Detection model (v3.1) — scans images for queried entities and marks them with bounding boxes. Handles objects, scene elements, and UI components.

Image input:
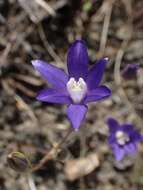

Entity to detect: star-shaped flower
[32,40,111,130]
[107,118,143,161]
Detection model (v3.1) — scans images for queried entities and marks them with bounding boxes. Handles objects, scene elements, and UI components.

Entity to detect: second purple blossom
[107,118,143,161]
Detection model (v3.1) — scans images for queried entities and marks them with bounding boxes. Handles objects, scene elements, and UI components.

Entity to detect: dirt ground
[0,0,143,189]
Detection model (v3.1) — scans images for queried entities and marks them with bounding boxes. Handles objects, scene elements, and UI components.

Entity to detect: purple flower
[122,64,139,80]
[32,40,111,130]
[107,118,143,161]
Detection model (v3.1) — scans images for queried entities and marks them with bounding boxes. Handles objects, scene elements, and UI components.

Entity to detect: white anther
[115,131,129,145]
[67,77,87,103]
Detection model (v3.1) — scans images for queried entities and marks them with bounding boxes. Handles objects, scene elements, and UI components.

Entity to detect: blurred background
[0,0,143,189]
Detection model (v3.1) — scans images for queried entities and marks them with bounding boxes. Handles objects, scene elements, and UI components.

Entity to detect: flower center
[115,131,130,145]
[67,77,87,103]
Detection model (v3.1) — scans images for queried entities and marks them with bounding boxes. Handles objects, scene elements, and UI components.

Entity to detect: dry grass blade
[18,0,49,23]
[38,24,63,67]
[15,95,38,125]
[13,74,43,86]
[27,175,37,190]
[7,78,37,97]
[34,0,56,16]
[99,0,115,57]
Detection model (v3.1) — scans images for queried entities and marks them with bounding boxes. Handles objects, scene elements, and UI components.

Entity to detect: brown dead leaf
[64,153,100,181]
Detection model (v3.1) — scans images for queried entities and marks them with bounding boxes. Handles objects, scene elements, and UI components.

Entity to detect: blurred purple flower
[32,40,111,130]
[122,64,139,80]
[107,118,143,161]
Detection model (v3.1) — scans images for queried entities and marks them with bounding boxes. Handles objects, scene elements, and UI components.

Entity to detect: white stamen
[104,57,109,61]
[67,77,87,103]
[115,131,129,145]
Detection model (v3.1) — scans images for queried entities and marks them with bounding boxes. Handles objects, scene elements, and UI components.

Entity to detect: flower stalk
[32,127,73,172]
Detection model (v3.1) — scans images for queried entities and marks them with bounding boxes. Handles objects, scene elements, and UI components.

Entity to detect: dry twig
[32,128,73,172]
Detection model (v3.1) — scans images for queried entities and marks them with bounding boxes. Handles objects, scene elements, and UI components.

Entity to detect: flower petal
[84,85,111,103]
[32,60,68,89]
[122,124,143,142]
[108,134,116,145]
[67,104,87,131]
[122,124,134,133]
[124,143,137,155]
[67,40,88,80]
[130,130,143,142]
[112,144,125,161]
[86,58,108,90]
[107,118,120,133]
[37,88,71,104]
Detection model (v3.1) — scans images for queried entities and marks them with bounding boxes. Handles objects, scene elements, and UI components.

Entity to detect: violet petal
[124,143,137,155]
[84,85,111,103]
[108,134,116,145]
[37,88,71,104]
[122,124,134,133]
[32,60,68,89]
[107,118,120,133]
[122,124,143,142]
[86,58,108,90]
[112,144,125,161]
[130,131,143,142]
[67,104,87,130]
[67,40,88,80]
